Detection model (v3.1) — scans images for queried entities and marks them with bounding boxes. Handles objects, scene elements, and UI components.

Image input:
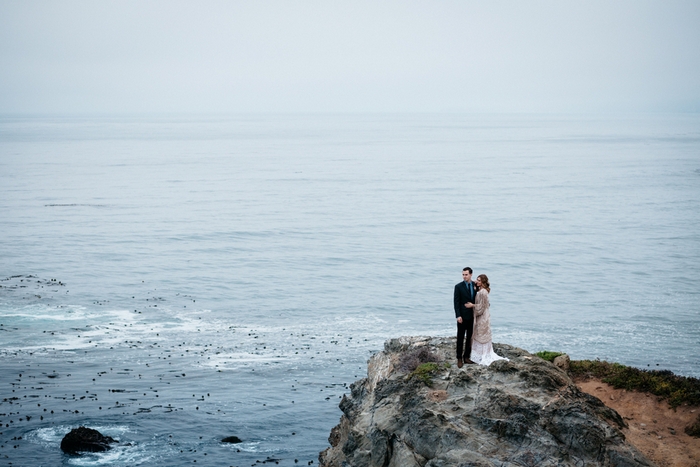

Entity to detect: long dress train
[471,288,508,366]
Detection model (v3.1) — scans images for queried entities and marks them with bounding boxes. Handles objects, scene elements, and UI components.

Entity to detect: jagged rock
[553,353,570,372]
[60,426,117,454]
[319,336,655,467]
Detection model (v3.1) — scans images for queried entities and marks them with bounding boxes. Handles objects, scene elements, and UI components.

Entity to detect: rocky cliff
[319,336,655,467]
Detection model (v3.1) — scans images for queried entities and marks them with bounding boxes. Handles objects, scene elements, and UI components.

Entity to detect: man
[454,267,476,368]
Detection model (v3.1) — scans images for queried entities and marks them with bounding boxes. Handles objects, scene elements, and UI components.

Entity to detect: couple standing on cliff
[453,267,508,368]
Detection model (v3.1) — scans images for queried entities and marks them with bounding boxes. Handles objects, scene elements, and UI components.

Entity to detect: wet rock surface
[319,336,656,467]
[60,426,118,454]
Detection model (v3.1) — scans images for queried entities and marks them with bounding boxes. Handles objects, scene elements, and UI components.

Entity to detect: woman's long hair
[477,274,490,293]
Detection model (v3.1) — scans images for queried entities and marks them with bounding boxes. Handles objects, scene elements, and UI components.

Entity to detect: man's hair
[462,267,472,274]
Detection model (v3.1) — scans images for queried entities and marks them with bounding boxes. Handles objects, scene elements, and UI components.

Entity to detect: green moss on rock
[535,350,564,362]
[410,362,440,386]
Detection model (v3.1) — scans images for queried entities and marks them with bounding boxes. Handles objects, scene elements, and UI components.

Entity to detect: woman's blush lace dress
[471,288,509,366]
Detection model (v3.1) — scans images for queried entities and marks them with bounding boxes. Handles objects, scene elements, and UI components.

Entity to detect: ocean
[1,113,699,466]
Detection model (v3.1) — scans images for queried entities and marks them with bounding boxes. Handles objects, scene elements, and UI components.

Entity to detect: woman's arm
[473,290,489,316]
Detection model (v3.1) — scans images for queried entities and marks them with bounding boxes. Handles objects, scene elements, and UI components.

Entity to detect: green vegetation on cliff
[568,359,700,409]
[535,351,564,362]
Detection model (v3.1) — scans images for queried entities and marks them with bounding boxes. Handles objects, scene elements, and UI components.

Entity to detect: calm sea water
[1,113,699,466]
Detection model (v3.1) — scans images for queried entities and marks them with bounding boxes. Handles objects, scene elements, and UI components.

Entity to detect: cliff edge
[319,336,655,467]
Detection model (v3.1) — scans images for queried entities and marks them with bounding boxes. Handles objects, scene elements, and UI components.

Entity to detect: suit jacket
[454,281,477,319]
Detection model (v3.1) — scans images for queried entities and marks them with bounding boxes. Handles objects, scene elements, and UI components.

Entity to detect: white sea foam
[66,445,161,467]
[0,304,91,321]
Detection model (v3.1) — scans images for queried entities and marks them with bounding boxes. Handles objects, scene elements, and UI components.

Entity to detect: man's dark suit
[454,280,477,360]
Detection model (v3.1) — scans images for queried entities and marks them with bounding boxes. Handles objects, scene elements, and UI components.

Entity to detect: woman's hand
[465,303,474,308]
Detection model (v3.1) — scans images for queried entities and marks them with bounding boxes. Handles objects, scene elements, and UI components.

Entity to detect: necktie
[468,282,473,298]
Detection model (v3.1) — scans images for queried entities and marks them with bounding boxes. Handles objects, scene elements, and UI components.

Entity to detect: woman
[466,274,508,366]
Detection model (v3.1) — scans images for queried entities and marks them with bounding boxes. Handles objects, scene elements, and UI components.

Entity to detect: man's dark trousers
[454,280,476,360]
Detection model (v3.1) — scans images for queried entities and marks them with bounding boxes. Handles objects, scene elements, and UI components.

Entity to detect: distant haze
[1,0,699,114]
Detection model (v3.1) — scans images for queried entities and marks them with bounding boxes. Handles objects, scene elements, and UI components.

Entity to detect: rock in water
[222,436,242,443]
[60,426,117,454]
[319,336,655,467]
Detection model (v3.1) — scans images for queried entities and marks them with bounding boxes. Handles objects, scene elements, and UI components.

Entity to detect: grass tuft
[535,351,564,362]
[569,359,700,409]
[410,362,441,386]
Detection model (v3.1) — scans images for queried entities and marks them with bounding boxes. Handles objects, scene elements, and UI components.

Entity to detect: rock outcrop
[320,336,655,467]
[60,426,117,454]
[553,354,571,372]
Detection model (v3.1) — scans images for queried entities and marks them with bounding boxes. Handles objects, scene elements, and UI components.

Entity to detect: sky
[1,0,699,114]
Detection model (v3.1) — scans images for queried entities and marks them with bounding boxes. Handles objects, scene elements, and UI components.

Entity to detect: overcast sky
[1,0,699,114]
